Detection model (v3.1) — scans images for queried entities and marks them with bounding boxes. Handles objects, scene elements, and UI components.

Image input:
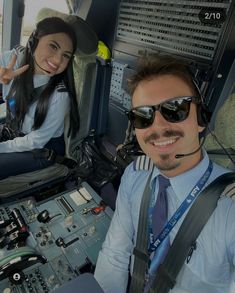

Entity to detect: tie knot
[158,175,170,191]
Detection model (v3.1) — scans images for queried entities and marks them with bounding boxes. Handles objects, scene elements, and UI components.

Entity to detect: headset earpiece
[191,78,211,127]
[27,30,39,54]
[196,102,211,127]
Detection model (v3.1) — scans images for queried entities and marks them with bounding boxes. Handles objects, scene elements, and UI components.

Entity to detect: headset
[27,30,52,74]
[27,30,39,55]
[191,78,211,128]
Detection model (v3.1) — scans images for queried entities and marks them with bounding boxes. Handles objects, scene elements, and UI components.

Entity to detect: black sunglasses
[127,96,200,129]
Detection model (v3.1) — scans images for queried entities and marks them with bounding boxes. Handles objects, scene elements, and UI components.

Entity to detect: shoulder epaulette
[56,82,67,92]
[222,181,235,200]
[133,155,155,171]
[14,45,25,54]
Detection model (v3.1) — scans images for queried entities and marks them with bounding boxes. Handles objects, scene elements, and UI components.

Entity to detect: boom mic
[32,55,51,74]
[175,133,207,159]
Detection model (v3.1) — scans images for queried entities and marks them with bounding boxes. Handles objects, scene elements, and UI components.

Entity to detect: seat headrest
[205,93,235,150]
[213,93,235,148]
[36,8,98,55]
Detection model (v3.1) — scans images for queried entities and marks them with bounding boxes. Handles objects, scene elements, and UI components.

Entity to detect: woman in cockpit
[0,16,79,180]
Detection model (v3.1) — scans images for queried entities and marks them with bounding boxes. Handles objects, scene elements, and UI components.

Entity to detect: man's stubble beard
[154,153,181,171]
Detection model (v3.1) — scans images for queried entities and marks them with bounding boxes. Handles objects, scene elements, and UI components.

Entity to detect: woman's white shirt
[0,48,70,153]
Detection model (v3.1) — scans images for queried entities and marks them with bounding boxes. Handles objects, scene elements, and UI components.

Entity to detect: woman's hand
[0,53,29,84]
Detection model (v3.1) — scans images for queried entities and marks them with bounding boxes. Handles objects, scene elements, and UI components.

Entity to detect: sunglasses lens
[128,97,193,129]
[161,98,191,122]
[129,107,155,129]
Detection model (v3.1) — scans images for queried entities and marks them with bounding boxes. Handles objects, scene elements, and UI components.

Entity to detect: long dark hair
[9,17,80,137]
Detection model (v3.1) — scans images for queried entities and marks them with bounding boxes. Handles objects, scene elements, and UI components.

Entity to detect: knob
[37,210,50,223]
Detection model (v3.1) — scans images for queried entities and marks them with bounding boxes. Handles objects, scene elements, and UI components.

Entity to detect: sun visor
[36,7,98,55]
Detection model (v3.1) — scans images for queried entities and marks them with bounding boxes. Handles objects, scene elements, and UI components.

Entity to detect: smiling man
[132,73,204,177]
[94,54,235,293]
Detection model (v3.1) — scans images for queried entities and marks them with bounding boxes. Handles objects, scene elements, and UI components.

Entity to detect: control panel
[0,182,112,292]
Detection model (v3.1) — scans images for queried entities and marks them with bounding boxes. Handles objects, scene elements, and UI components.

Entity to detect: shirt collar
[33,74,50,88]
[168,149,210,201]
[134,149,210,201]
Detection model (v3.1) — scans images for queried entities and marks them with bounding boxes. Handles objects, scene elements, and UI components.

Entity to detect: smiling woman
[33,32,73,75]
[0,16,80,179]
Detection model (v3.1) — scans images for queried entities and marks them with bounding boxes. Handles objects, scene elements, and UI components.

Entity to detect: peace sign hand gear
[0,53,29,84]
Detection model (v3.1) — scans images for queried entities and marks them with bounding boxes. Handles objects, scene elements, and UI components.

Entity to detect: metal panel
[106,61,131,144]
[109,61,131,111]
[115,0,232,61]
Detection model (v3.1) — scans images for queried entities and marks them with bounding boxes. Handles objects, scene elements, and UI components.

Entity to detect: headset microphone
[33,55,51,74]
[175,129,208,159]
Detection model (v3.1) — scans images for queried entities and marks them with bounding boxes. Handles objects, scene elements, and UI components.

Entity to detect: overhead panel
[116,0,232,61]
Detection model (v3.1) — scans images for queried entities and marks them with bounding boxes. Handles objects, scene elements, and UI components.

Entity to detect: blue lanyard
[148,160,213,253]
[8,97,16,117]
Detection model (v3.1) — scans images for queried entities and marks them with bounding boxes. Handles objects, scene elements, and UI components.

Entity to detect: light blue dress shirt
[0,48,70,153]
[94,151,235,293]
